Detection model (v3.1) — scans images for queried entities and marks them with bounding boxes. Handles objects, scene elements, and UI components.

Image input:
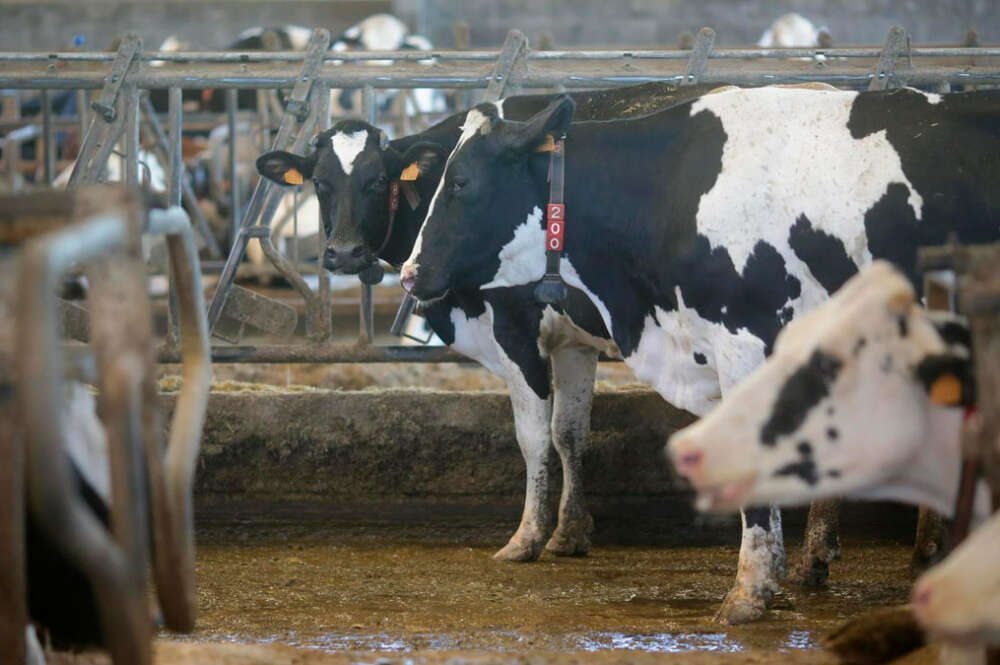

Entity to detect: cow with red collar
[398,86,1000,622]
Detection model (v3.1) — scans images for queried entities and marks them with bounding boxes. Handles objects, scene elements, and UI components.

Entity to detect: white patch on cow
[626,289,767,417]
[284,25,312,50]
[331,129,369,175]
[496,98,506,120]
[758,13,819,48]
[353,14,408,50]
[560,257,615,338]
[63,382,111,504]
[458,108,494,147]
[481,206,546,289]
[690,87,924,276]
[236,26,264,40]
[919,90,943,105]
[447,304,503,375]
[402,34,433,51]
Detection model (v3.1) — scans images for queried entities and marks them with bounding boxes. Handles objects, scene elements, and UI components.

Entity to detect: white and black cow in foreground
[399,86,1000,622]
[256,82,723,565]
[666,262,999,650]
[667,261,986,517]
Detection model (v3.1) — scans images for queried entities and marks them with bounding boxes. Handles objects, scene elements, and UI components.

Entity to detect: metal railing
[1,25,997,364]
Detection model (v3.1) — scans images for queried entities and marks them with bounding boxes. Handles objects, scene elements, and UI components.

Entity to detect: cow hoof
[787,558,830,588]
[493,535,544,562]
[545,515,594,557]
[715,588,768,625]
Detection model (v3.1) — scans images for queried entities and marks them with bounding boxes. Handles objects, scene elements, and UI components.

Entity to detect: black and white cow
[256,82,721,564]
[666,261,1000,651]
[399,86,1000,622]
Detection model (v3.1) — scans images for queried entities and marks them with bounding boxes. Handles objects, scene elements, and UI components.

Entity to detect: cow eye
[451,176,467,194]
[313,178,330,194]
[371,174,388,189]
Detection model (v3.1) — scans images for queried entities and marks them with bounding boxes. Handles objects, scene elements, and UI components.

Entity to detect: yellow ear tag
[400,162,420,181]
[929,373,962,405]
[284,168,304,185]
[535,134,556,153]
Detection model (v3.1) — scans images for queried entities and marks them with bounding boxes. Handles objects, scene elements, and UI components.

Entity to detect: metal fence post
[484,29,529,101]
[225,88,239,241]
[359,84,377,344]
[683,27,715,85]
[68,33,141,188]
[869,25,909,91]
[41,89,54,185]
[205,27,331,336]
[123,84,139,187]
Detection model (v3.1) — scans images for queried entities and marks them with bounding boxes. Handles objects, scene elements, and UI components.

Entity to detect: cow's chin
[406,274,450,304]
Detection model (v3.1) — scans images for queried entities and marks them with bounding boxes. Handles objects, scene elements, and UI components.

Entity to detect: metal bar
[484,29,529,101]
[360,84,377,344]
[5,63,1000,91]
[17,211,151,665]
[205,28,331,337]
[0,391,25,665]
[684,27,715,85]
[226,89,239,241]
[869,25,909,91]
[41,89,55,184]
[156,343,472,364]
[123,85,139,186]
[139,94,222,258]
[145,207,210,633]
[3,44,1000,63]
[167,88,182,208]
[76,89,88,142]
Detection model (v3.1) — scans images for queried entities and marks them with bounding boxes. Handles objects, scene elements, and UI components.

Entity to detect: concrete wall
[408,0,997,49]
[0,0,389,51]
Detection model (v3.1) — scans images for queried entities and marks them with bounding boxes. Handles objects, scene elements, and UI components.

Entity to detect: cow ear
[502,95,576,154]
[916,353,975,407]
[256,151,314,187]
[388,141,448,182]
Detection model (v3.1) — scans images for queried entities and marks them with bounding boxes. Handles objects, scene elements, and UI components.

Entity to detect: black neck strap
[534,136,568,304]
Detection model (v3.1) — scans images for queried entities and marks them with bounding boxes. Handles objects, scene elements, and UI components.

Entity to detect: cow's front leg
[787,498,841,587]
[493,357,553,563]
[545,346,598,557]
[716,506,785,624]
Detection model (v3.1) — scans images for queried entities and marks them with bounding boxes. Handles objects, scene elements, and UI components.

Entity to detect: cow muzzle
[324,244,375,275]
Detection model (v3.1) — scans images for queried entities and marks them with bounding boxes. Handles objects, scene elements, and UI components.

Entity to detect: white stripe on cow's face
[331,129,369,175]
[284,25,312,50]
[404,107,496,273]
[690,87,923,275]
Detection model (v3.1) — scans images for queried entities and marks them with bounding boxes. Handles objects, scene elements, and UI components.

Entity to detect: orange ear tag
[400,162,420,181]
[929,373,962,405]
[284,168,304,185]
[535,134,556,153]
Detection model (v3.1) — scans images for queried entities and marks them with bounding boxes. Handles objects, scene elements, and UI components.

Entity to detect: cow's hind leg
[545,346,599,557]
[787,499,842,587]
[493,355,553,563]
[716,507,785,625]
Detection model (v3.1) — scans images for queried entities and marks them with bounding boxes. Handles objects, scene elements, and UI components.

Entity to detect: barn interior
[2,1,999,664]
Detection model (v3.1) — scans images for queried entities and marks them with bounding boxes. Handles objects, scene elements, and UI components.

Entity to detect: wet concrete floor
[168,514,916,659]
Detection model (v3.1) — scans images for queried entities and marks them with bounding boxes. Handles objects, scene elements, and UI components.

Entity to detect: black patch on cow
[897,315,909,337]
[670,237,802,357]
[853,337,867,356]
[774,442,819,486]
[760,351,843,446]
[915,353,975,407]
[486,287,551,400]
[827,469,841,479]
[826,427,839,441]
[693,352,708,365]
[744,506,772,532]
[788,214,859,294]
[933,319,972,350]
[849,89,1000,290]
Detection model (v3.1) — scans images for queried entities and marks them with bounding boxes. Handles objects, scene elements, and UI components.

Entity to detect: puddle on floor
[171,520,914,656]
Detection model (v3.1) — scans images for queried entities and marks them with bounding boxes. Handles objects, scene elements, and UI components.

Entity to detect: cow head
[911,509,1000,645]
[400,96,576,300]
[668,261,974,515]
[256,120,447,275]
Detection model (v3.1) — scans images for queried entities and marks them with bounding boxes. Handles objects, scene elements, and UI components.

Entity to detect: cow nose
[670,440,704,478]
[400,264,417,293]
[911,586,932,609]
[324,245,373,274]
